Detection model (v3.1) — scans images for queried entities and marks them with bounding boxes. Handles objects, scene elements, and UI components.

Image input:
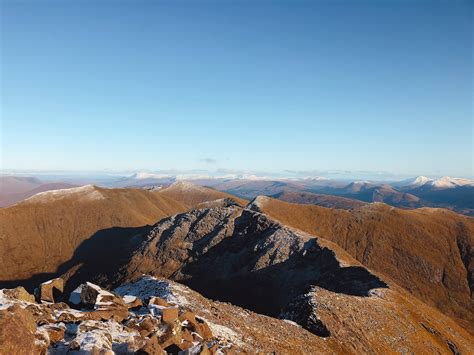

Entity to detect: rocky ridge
[83,205,473,353]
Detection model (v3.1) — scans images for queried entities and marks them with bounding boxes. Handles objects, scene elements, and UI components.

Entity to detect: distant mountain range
[397,175,474,189]
[2,174,473,215]
[0,176,78,207]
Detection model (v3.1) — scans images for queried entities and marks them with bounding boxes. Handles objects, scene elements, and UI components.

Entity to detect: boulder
[0,304,39,355]
[161,306,179,323]
[137,335,163,355]
[3,287,35,303]
[182,328,194,343]
[25,303,55,324]
[180,312,213,340]
[38,278,64,303]
[135,315,161,337]
[71,282,129,321]
[79,282,101,308]
[149,296,171,307]
[123,295,143,309]
[93,294,129,322]
[156,322,181,349]
[41,324,66,343]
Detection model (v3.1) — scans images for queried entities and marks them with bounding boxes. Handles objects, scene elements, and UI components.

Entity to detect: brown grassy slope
[156,181,248,207]
[252,196,474,333]
[274,190,367,209]
[0,185,188,282]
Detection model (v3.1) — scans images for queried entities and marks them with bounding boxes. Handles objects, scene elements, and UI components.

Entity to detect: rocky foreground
[0,276,244,354]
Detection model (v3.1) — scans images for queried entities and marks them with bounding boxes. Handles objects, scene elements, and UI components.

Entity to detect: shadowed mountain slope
[0,183,248,287]
[249,196,474,333]
[0,185,189,283]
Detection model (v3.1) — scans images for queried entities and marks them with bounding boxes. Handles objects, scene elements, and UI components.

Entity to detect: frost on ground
[206,320,245,348]
[1,276,237,354]
[114,275,190,306]
[24,184,105,203]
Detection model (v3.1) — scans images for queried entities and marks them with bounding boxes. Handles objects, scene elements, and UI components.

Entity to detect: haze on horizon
[1,0,472,177]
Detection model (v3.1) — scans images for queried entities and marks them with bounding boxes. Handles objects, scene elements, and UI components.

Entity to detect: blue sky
[1,0,472,177]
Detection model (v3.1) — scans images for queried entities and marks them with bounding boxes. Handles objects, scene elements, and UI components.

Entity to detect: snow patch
[114,275,190,306]
[0,290,14,310]
[122,295,137,304]
[206,320,245,347]
[52,320,141,353]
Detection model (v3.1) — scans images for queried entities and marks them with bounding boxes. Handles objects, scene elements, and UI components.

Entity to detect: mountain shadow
[0,225,152,294]
[177,212,388,317]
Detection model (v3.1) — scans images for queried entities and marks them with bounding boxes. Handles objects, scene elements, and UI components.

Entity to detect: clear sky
[1,0,472,177]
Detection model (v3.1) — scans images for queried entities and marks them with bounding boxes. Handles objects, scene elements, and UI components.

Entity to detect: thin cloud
[200,158,217,164]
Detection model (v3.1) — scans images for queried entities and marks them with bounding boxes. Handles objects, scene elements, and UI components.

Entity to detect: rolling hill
[156,181,248,207]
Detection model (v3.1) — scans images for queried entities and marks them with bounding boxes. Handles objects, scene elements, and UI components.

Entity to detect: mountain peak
[410,176,433,187]
[23,184,104,204]
[167,180,208,192]
[431,176,474,189]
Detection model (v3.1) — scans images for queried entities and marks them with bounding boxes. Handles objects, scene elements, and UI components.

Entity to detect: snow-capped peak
[430,176,474,189]
[409,176,433,187]
[131,172,171,180]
